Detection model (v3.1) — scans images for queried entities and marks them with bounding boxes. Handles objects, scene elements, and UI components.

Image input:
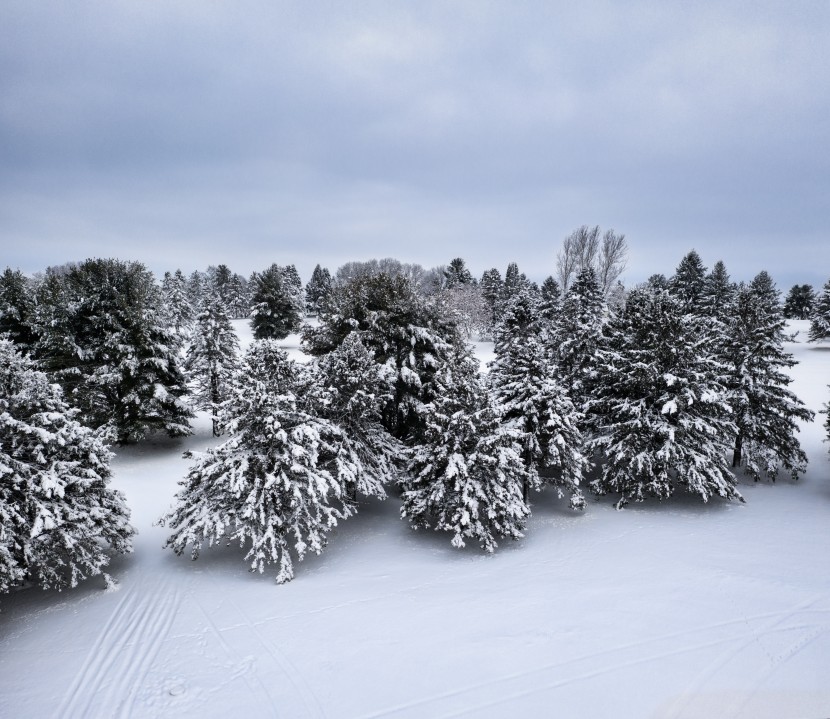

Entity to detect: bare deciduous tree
[556,225,627,298]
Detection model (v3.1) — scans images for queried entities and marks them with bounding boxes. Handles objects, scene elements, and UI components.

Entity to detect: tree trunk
[732,433,743,468]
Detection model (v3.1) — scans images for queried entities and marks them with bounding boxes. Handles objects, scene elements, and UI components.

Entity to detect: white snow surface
[1,321,829,718]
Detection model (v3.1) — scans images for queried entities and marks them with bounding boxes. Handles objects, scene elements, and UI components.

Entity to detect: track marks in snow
[361,601,830,719]
[57,578,182,718]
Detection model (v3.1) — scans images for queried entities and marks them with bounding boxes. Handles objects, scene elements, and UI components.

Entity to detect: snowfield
[1,321,829,718]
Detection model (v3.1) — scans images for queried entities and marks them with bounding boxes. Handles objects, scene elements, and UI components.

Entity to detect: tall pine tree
[588,287,741,508]
[808,278,830,342]
[723,275,814,480]
[185,291,240,436]
[0,268,38,354]
[250,264,303,340]
[489,284,586,507]
[669,250,707,314]
[0,340,135,592]
[162,341,355,584]
[401,348,529,552]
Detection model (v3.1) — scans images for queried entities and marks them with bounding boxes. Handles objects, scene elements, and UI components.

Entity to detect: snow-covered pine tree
[301,333,402,502]
[401,347,529,552]
[161,341,355,584]
[303,271,460,442]
[281,264,305,318]
[444,258,475,288]
[723,274,814,480]
[480,267,504,327]
[588,287,741,508]
[783,284,815,321]
[669,250,707,314]
[538,276,561,327]
[0,268,38,354]
[555,266,607,408]
[160,269,194,343]
[225,273,251,319]
[186,270,204,308]
[250,263,303,340]
[489,284,586,507]
[33,259,193,443]
[185,290,240,436]
[0,340,135,592]
[699,260,737,322]
[502,262,526,308]
[305,264,332,316]
[808,278,830,342]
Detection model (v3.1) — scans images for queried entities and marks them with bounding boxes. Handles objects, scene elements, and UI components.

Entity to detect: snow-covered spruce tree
[444,257,475,288]
[669,250,707,314]
[33,259,193,443]
[489,284,586,507]
[588,287,741,509]
[250,263,303,340]
[162,341,356,584]
[401,347,529,552]
[225,273,251,319]
[303,271,461,442]
[480,267,504,327]
[0,340,134,592]
[700,260,737,322]
[0,268,38,354]
[185,291,240,436]
[538,276,561,327]
[783,284,815,321]
[160,269,194,343]
[554,266,607,408]
[808,278,830,342]
[305,264,332,316]
[301,333,402,502]
[723,274,814,480]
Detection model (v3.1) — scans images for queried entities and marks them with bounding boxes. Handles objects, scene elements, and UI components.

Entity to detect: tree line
[1,238,830,589]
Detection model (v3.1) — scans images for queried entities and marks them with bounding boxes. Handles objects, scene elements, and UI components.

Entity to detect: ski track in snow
[359,599,830,719]
[57,576,182,719]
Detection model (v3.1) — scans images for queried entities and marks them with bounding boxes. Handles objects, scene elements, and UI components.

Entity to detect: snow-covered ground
[1,321,829,718]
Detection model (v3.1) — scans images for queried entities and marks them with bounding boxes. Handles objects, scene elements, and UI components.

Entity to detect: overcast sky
[2,1,828,289]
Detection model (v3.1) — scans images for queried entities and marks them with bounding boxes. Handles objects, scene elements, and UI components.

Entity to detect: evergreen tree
[186,271,204,308]
[588,287,741,508]
[783,284,815,320]
[305,264,332,316]
[700,260,737,322]
[480,268,504,321]
[808,278,830,342]
[0,268,38,353]
[444,258,474,288]
[185,291,240,436]
[669,250,707,313]
[281,264,305,317]
[301,334,402,501]
[723,276,814,480]
[250,264,303,340]
[489,285,586,508]
[502,262,526,307]
[225,273,251,319]
[401,349,529,552]
[303,272,461,441]
[539,276,561,326]
[160,269,194,342]
[162,341,354,584]
[33,259,193,443]
[555,267,607,408]
[0,340,135,592]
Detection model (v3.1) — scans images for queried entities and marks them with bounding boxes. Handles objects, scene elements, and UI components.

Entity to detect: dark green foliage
[0,340,135,592]
[783,284,815,320]
[250,264,303,340]
[303,272,461,441]
[808,278,830,342]
[589,288,741,508]
[700,261,737,322]
[669,250,707,313]
[444,258,474,288]
[401,347,529,552]
[723,276,814,480]
[489,284,586,507]
[0,268,38,354]
[32,259,193,443]
[305,264,333,315]
[555,267,606,407]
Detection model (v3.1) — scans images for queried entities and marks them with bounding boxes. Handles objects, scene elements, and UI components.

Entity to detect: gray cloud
[1,1,828,289]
